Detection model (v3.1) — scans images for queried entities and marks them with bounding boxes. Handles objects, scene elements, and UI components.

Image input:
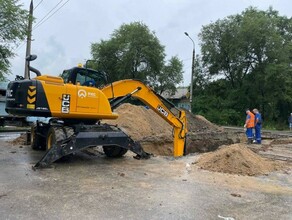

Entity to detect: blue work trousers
[246,127,253,140]
[255,124,261,144]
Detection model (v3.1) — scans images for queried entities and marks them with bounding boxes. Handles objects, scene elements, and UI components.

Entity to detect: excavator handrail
[101,79,187,157]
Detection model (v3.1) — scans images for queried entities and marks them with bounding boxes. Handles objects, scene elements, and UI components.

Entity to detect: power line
[34,0,44,11]
[14,41,26,52]
[14,0,70,53]
[33,0,70,31]
[34,0,70,30]
[32,0,64,30]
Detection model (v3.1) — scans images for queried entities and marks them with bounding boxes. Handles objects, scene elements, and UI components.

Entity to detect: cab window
[61,67,107,88]
[61,70,71,83]
[76,72,96,87]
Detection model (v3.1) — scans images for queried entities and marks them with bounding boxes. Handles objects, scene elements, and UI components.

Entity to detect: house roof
[162,87,190,99]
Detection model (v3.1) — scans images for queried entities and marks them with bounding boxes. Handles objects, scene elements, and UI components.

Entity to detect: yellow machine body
[37,75,118,120]
[6,68,187,157]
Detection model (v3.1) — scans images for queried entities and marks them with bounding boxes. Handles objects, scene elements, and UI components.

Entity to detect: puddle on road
[0,133,21,140]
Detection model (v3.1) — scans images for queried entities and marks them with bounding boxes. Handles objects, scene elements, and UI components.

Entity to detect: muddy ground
[0,132,291,220]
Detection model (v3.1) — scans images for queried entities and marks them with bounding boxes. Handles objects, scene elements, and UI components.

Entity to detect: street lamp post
[184,32,195,113]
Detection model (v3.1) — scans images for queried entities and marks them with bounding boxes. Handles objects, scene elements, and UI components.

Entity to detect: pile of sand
[104,103,221,140]
[9,133,27,145]
[103,103,172,141]
[103,103,224,155]
[270,138,292,145]
[184,110,222,132]
[196,143,282,176]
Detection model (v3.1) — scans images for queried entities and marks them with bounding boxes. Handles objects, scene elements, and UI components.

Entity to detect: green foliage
[0,0,28,79]
[154,56,184,94]
[195,7,292,128]
[90,22,183,94]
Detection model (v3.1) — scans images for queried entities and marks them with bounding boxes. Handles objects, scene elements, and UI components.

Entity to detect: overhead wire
[33,0,66,30]
[34,0,44,11]
[14,0,70,52]
[33,0,71,31]
[14,42,26,52]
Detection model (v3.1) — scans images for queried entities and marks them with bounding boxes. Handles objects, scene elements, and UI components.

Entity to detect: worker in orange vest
[244,109,255,144]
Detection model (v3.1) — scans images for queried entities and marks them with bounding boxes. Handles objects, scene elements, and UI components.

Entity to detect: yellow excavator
[5,55,187,167]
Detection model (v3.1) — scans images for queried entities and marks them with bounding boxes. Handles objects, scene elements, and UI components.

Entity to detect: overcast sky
[10,0,292,86]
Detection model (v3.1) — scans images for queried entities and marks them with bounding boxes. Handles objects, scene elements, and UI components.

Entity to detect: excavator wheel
[31,124,46,150]
[46,126,74,150]
[103,145,128,158]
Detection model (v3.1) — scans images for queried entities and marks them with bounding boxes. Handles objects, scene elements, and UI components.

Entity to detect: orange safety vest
[246,111,255,128]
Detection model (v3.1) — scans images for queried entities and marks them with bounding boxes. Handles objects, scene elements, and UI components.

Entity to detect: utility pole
[184,32,195,113]
[24,0,33,79]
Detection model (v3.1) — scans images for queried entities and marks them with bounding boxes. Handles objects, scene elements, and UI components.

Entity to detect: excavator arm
[101,79,187,157]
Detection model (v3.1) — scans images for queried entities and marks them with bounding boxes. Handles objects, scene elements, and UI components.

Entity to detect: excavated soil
[103,103,223,140]
[103,104,172,155]
[103,103,236,155]
[184,110,222,132]
[195,143,283,176]
[9,133,27,145]
[103,103,172,141]
[270,138,292,145]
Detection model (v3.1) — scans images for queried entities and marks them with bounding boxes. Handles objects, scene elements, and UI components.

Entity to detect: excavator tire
[103,145,128,158]
[46,126,74,150]
[45,126,75,162]
[31,124,46,150]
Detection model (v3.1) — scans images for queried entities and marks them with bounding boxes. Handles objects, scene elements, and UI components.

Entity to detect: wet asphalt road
[0,133,291,220]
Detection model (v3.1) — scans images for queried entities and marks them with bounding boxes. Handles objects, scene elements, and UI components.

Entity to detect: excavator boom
[102,79,187,157]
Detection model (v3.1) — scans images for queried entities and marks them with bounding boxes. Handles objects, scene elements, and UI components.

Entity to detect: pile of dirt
[185,111,222,132]
[270,138,292,145]
[8,133,27,145]
[196,143,282,176]
[103,103,172,141]
[104,103,221,139]
[186,131,237,154]
[103,103,228,155]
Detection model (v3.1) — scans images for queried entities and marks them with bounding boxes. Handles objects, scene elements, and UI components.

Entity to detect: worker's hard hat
[77,63,83,67]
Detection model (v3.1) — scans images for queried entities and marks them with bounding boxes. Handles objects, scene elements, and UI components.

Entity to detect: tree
[197,7,292,128]
[153,56,183,94]
[90,22,183,94]
[0,0,28,80]
[199,15,250,88]
[192,55,211,112]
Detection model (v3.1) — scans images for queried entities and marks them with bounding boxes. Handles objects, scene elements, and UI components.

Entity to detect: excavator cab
[60,67,108,88]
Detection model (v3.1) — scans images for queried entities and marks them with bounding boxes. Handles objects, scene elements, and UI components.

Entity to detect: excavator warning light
[77,63,83,67]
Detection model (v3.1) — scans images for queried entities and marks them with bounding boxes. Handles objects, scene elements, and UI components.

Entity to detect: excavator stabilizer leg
[34,125,150,168]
